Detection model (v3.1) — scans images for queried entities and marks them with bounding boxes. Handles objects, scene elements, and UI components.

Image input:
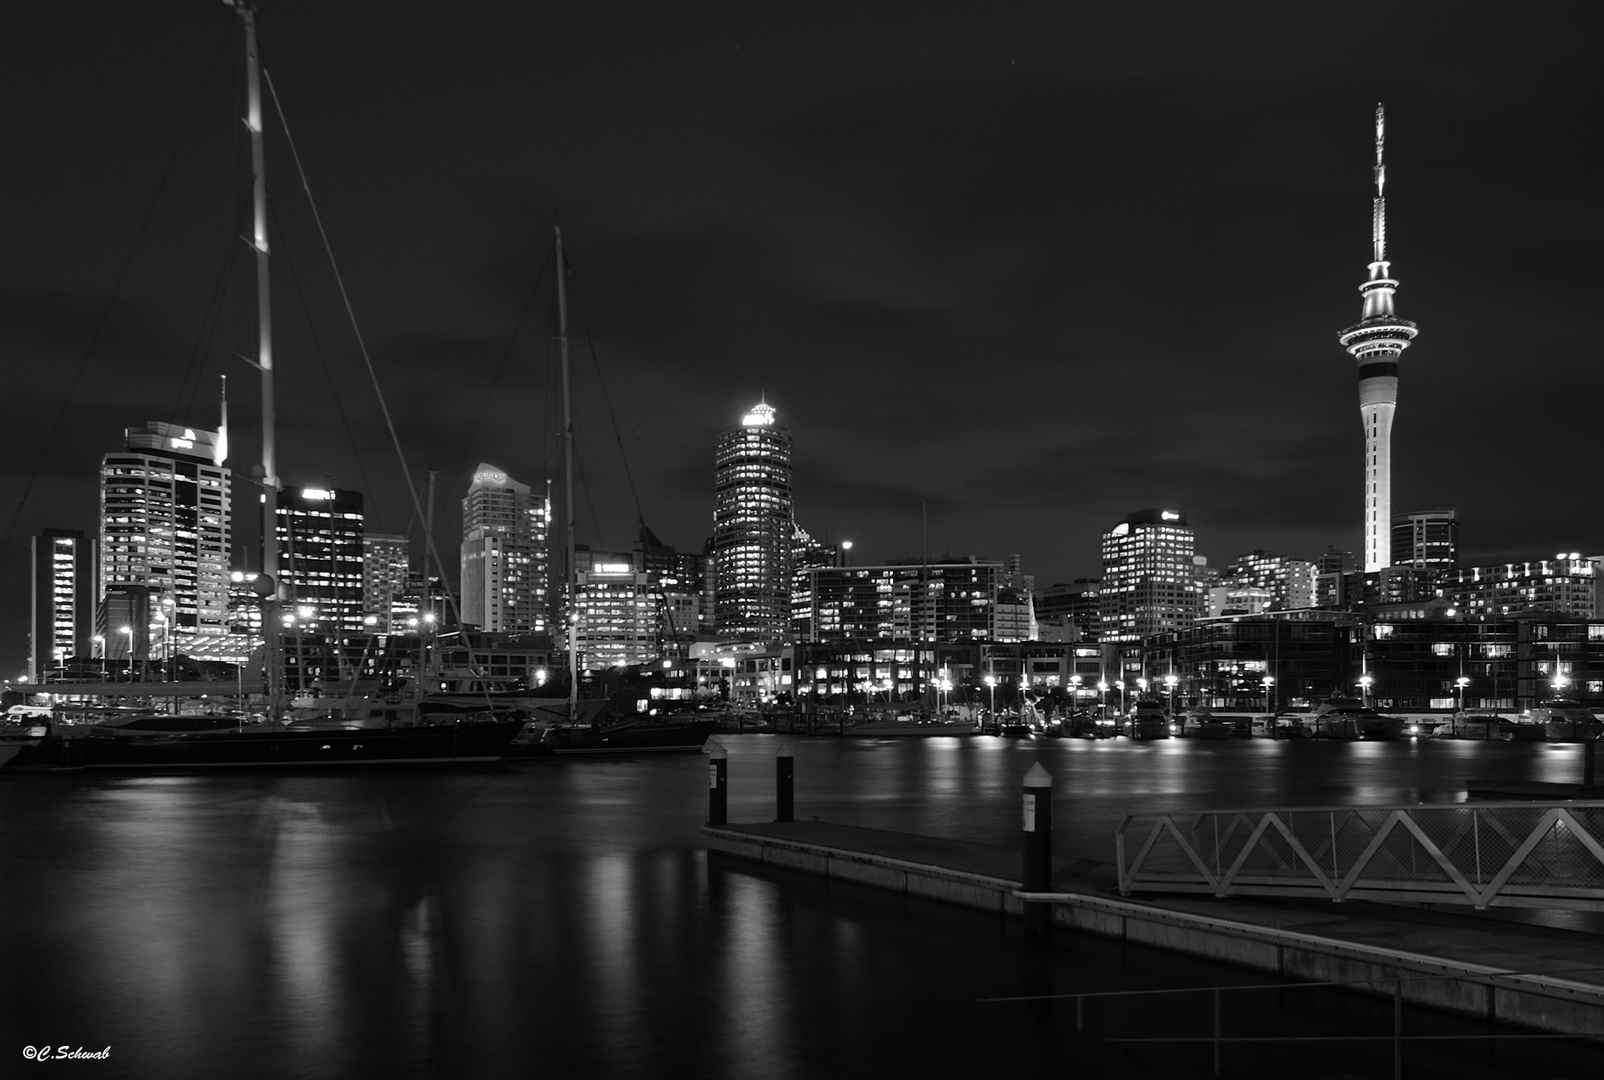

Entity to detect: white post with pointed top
[1022,762,1053,933]
[704,738,728,825]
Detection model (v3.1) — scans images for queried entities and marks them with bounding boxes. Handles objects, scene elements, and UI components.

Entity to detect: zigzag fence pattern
[1116,801,1604,910]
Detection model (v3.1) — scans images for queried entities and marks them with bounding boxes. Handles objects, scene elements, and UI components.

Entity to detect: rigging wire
[263,68,465,631]
[0,21,234,569]
[271,199,386,531]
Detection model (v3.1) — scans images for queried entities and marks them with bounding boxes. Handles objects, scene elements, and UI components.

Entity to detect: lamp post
[1165,673,1178,722]
[1097,680,1108,717]
[985,674,997,724]
[1115,680,1126,716]
[1262,675,1275,716]
[1455,675,1470,713]
[841,540,852,567]
[119,625,133,681]
[1070,674,1082,713]
[1359,673,1373,708]
[92,635,105,681]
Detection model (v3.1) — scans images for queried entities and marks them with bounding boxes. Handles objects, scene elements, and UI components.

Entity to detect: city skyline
[1,3,1600,678]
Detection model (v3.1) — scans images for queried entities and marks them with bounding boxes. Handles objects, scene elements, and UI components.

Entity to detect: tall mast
[229,0,282,711]
[556,226,578,716]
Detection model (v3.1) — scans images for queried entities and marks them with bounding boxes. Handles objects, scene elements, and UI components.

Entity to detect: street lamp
[1165,673,1178,718]
[92,635,105,681]
[1097,680,1108,716]
[1262,675,1275,715]
[984,674,997,722]
[1455,675,1470,713]
[1358,674,1373,708]
[119,625,133,681]
[1115,680,1126,716]
[1554,670,1570,698]
[1069,674,1082,712]
[841,540,853,567]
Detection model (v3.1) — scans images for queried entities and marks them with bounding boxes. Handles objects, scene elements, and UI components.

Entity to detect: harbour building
[1100,509,1200,642]
[276,487,366,636]
[794,558,1004,644]
[459,464,551,634]
[99,420,231,656]
[1338,104,1419,572]
[713,401,794,649]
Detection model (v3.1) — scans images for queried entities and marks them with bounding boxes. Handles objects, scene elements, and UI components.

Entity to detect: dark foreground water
[3,735,1603,1079]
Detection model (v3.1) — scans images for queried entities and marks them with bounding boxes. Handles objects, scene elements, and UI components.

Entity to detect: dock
[705,819,1604,1038]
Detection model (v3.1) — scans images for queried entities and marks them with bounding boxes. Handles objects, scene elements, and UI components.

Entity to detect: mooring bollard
[775,738,795,822]
[1022,762,1053,934]
[705,738,727,826]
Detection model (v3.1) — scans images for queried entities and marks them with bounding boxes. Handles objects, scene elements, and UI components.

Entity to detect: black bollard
[776,738,794,822]
[1022,762,1053,934]
[705,739,727,826]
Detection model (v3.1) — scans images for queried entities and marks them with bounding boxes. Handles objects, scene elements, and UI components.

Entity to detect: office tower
[363,533,411,631]
[637,525,709,652]
[276,487,365,634]
[713,401,794,648]
[788,523,840,640]
[1035,579,1102,641]
[1338,104,1419,572]
[460,465,550,634]
[1392,508,1458,572]
[30,529,94,681]
[1100,509,1199,642]
[572,546,654,668]
[100,420,231,654]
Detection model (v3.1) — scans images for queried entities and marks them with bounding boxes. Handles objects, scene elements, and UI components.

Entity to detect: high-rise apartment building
[31,528,94,681]
[1224,550,1317,611]
[795,559,1003,644]
[460,465,550,635]
[276,487,365,635]
[1392,508,1458,572]
[713,401,794,648]
[363,533,411,632]
[1338,104,1419,572]
[1100,509,1200,642]
[100,421,231,654]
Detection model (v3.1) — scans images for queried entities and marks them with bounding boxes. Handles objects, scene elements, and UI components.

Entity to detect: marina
[8,735,1604,1077]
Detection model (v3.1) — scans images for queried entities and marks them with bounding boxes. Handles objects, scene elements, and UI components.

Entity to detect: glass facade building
[713,402,793,648]
[460,464,550,635]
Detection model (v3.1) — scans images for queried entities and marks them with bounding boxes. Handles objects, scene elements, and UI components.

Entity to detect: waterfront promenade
[705,737,1604,1049]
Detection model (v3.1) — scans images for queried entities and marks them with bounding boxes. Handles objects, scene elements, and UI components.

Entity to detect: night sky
[2,2,1601,677]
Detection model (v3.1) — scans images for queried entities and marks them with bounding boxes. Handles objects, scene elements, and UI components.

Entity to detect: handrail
[1117,801,1604,910]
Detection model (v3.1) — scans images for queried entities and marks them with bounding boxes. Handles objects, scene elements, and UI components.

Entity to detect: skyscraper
[363,533,411,631]
[1100,509,1199,642]
[1338,104,1419,572]
[276,487,365,635]
[100,421,231,654]
[713,401,794,648]
[459,464,550,634]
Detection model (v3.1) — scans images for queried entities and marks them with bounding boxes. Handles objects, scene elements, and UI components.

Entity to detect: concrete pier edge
[705,822,1604,1038]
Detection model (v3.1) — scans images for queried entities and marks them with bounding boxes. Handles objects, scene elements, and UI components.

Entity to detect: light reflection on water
[3,741,1602,1079]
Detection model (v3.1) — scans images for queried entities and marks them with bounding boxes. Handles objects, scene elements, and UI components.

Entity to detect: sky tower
[1339,103,1418,572]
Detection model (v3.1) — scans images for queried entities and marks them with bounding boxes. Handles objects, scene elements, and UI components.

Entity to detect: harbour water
[3,735,1602,1078]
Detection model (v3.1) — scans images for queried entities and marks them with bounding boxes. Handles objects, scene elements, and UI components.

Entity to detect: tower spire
[1339,102,1418,573]
[1372,103,1386,266]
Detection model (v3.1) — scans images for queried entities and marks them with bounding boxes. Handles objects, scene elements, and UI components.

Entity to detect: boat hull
[531,718,718,755]
[0,719,527,773]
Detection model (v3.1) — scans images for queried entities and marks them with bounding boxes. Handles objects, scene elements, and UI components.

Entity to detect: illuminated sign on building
[741,403,777,427]
[301,488,334,501]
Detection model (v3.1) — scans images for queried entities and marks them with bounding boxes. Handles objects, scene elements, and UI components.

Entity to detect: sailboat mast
[230,1,281,716]
[556,226,578,715]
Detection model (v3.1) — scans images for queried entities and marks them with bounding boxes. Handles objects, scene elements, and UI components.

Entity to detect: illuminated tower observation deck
[1338,103,1418,572]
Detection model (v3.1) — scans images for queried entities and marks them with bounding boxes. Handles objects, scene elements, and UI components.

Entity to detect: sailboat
[505,228,716,757]
[1,6,525,772]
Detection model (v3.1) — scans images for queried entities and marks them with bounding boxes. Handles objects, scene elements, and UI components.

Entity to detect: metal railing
[983,970,1604,1079]
[1116,801,1604,909]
